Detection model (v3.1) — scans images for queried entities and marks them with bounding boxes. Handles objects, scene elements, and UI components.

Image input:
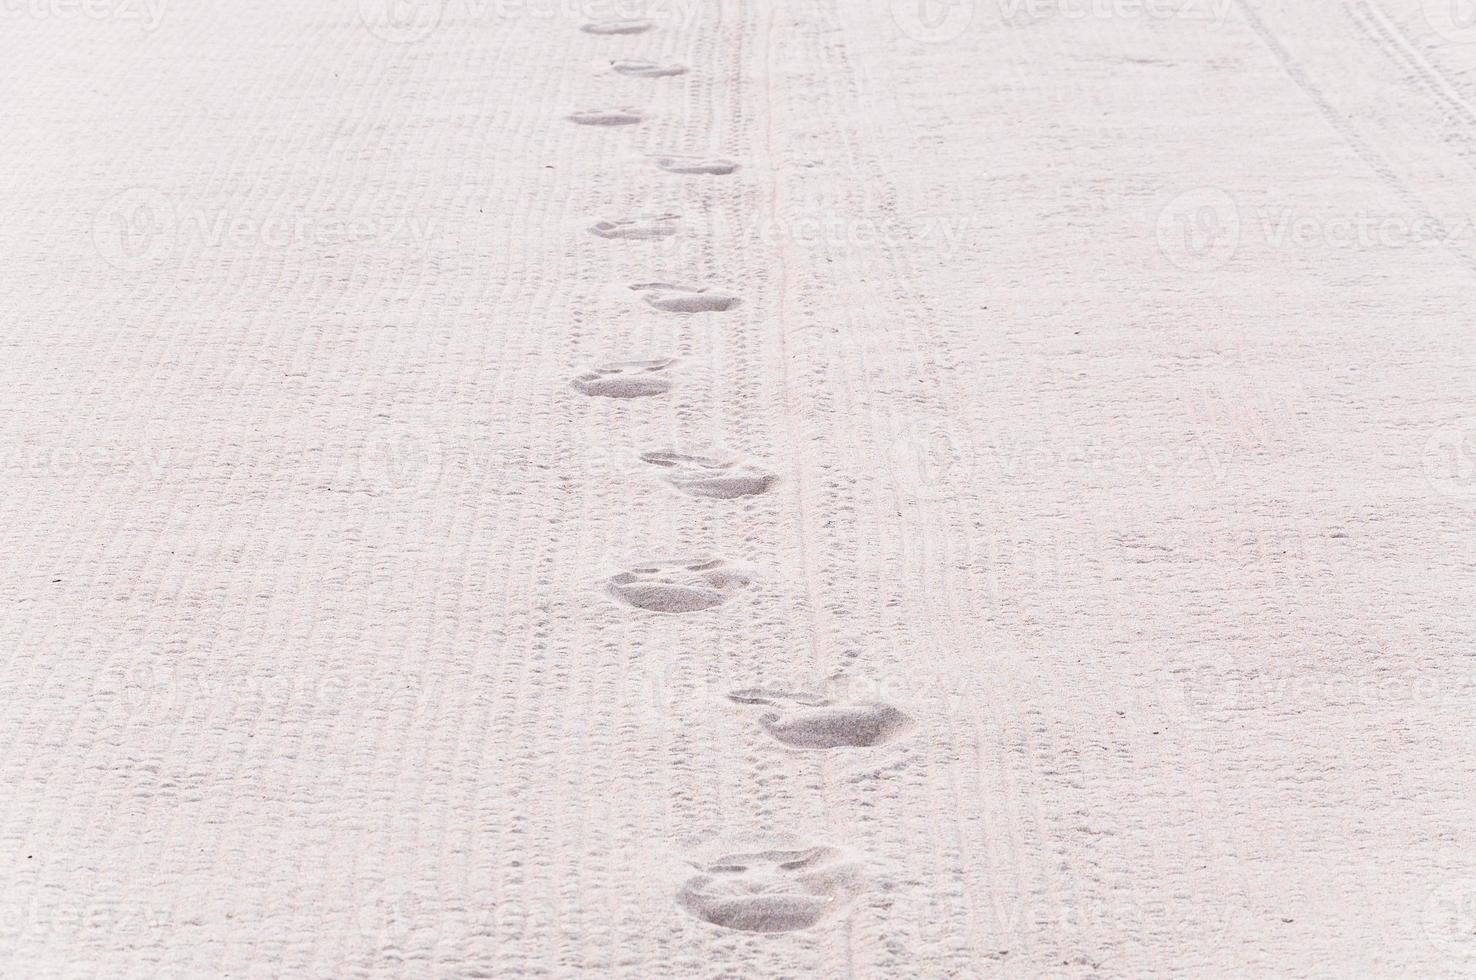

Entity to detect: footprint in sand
[641,451,775,499]
[567,108,643,126]
[570,359,675,398]
[629,282,738,313]
[655,156,739,176]
[612,59,688,78]
[678,847,865,933]
[607,558,749,613]
[590,216,679,240]
[581,17,652,35]
[729,688,913,748]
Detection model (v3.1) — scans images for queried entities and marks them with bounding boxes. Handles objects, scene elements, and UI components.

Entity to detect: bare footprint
[655,156,739,176]
[729,689,913,748]
[630,282,738,313]
[641,451,775,499]
[607,558,749,613]
[612,59,688,78]
[567,108,642,126]
[581,17,652,34]
[590,216,679,240]
[570,359,675,398]
[678,847,865,933]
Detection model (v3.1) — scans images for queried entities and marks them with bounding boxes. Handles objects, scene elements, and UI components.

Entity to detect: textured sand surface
[3,0,1476,976]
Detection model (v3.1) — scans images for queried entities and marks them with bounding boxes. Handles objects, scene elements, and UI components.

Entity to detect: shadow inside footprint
[678,847,864,933]
[655,156,739,176]
[729,689,913,748]
[567,108,642,126]
[607,558,749,613]
[591,217,679,240]
[571,359,675,398]
[612,59,688,77]
[630,283,738,313]
[581,17,652,34]
[641,451,775,499]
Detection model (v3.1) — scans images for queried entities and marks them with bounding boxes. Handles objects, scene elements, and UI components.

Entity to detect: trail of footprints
[606,557,749,613]
[612,59,688,78]
[570,358,675,398]
[569,15,911,935]
[581,17,652,35]
[631,282,739,313]
[641,451,775,499]
[656,155,738,176]
[567,108,642,126]
[589,215,679,240]
[730,687,914,749]
[677,847,866,934]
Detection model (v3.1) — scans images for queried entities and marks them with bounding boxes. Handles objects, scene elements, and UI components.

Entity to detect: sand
[2,0,1475,975]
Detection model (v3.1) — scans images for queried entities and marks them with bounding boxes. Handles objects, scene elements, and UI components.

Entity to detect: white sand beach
[2,0,1475,975]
